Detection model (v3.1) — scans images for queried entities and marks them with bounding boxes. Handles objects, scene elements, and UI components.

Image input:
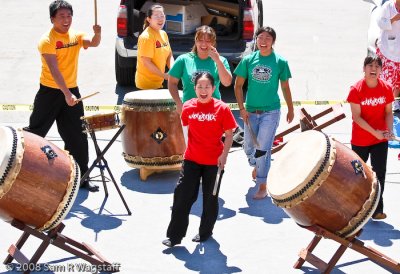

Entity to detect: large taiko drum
[0,126,80,231]
[121,89,185,169]
[268,130,379,237]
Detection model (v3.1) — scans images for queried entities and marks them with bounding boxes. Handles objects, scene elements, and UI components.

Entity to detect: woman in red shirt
[347,55,394,220]
[163,72,237,247]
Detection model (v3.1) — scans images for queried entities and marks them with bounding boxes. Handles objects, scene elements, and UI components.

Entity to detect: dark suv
[115,0,263,86]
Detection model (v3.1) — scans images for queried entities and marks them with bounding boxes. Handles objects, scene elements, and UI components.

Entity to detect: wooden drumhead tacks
[268,130,379,237]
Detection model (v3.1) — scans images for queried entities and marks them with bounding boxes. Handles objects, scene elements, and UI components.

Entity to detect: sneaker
[80,180,99,192]
[162,238,181,247]
[372,212,387,220]
[192,233,212,243]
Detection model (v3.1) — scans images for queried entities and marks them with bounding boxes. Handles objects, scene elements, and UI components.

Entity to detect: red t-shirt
[181,98,238,165]
[347,78,394,146]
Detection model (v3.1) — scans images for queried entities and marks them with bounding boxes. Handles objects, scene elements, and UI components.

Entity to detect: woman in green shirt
[168,25,232,114]
[234,26,294,200]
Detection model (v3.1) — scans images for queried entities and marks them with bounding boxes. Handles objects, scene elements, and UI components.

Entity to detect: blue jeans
[244,109,281,185]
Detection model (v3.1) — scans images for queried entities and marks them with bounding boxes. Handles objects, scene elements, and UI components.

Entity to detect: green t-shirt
[234,51,291,112]
[168,52,230,102]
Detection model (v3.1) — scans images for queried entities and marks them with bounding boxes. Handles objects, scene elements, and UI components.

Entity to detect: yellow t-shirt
[38,28,85,89]
[135,27,171,89]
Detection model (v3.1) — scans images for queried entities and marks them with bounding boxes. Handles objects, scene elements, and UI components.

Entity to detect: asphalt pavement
[0,103,400,274]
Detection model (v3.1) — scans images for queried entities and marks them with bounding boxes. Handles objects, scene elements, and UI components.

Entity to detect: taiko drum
[0,126,80,231]
[121,89,185,169]
[268,130,379,237]
[81,112,120,133]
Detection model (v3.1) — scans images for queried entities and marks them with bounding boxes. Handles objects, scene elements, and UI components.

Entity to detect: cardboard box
[141,1,208,35]
[201,15,234,30]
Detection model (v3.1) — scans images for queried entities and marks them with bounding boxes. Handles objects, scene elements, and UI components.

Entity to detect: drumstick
[76,91,100,103]
[94,0,98,25]
[246,121,260,148]
[392,136,400,142]
[212,168,224,196]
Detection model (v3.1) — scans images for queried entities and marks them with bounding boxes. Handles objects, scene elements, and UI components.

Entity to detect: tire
[115,50,135,86]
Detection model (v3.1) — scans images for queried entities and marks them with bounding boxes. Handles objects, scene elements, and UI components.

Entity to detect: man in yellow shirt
[24,0,101,192]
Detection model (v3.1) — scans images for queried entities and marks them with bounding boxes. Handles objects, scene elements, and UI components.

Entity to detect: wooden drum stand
[272,104,346,154]
[4,220,118,274]
[294,225,400,273]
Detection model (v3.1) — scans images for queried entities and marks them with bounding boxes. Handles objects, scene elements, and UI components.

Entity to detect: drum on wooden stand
[81,112,120,133]
[121,89,185,180]
[268,130,379,237]
[0,126,80,231]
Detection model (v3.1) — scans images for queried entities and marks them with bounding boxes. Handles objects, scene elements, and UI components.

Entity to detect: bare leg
[253,183,268,199]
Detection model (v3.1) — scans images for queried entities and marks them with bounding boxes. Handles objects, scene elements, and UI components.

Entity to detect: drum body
[121,90,185,169]
[82,112,119,132]
[268,130,379,237]
[0,126,80,231]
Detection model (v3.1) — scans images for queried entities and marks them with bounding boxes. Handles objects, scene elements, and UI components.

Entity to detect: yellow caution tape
[0,101,348,112]
[227,101,347,110]
[0,104,33,111]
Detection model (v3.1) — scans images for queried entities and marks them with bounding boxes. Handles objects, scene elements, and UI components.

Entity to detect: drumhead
[0,126,23,197]
[122,89,183,112]
[268,130,335,204]
[123,89,182,103]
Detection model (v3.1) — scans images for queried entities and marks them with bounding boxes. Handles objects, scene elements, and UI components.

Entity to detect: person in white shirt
[376,0,400,111]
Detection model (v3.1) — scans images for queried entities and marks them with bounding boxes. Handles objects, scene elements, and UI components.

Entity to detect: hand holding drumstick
[76,91,100,103]
[383,131,398,141]
[238,109,260,148]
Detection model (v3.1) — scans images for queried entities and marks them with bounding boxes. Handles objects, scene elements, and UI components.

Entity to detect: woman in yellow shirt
[135,4,174,89]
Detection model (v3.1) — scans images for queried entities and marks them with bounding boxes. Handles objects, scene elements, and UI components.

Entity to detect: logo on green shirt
[251,65,272,82]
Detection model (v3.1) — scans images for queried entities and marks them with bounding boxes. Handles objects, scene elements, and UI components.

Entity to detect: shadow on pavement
[66,190,128,242]
[120,169,178,194]
[189,194,236,221]
[162,238,241,274]
[238,185,289,224]
[359,220,400,247]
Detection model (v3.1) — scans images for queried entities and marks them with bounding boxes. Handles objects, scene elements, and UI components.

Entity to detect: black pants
[352,141,388,214]
[167,160,219,241]
[24,84,89,175]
